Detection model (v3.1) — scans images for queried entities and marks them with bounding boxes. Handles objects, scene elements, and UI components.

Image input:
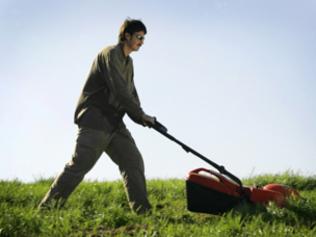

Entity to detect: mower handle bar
[150,120,243,188]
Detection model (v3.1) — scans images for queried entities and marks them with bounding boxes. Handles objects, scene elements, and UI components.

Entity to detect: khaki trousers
[39,126,151,213]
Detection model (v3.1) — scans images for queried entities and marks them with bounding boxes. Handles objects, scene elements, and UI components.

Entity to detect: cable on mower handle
[150,120,243,189]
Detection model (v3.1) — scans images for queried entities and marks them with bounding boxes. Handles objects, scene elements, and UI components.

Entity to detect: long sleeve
[101,47,145,125]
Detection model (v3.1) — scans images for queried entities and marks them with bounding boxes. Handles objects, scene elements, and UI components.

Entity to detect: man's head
[119,18,146,52]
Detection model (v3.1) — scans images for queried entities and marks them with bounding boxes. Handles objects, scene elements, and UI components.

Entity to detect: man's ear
[125,32,131,41]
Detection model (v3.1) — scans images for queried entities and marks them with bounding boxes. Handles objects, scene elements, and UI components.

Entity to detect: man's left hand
[142,114,156,127]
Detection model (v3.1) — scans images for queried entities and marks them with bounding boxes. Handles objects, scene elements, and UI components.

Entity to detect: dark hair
[118,18,147,43]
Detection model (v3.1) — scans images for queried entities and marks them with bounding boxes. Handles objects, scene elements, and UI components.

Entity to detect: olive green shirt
[74,43,145,131]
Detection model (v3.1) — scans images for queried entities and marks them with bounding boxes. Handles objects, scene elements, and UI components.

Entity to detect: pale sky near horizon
[1,0,315,182]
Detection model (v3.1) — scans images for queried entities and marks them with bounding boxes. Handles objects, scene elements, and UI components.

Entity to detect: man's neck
[122,43,132,57]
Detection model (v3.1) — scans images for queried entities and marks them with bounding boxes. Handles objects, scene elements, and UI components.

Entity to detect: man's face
[125,31,145,52]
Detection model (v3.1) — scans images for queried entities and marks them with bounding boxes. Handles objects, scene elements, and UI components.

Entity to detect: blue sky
[1,0,315,182]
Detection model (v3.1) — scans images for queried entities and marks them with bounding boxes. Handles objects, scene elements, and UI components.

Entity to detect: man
[38,19,156,214]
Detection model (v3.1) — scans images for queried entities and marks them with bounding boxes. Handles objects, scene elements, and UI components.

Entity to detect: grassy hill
[1,172,315,237]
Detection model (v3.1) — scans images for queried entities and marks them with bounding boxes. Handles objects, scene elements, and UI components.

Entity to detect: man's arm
[101,50,154,126]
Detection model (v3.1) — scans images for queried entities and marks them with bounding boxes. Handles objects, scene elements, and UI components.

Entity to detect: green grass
[1,173,316,237]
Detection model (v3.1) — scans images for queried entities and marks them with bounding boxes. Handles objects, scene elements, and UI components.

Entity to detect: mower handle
[150,120,243,188]
[152,120,168,133]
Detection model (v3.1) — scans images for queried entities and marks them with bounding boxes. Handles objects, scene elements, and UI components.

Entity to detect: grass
[0,172,316,237]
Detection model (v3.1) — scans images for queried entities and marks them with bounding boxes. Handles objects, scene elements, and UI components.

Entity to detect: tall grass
[1,173,315,236]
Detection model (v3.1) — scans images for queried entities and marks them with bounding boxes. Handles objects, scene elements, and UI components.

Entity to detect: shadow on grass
[230,198,316,228]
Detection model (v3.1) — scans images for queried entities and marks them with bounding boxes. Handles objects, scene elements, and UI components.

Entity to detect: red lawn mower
[151,121,300,215]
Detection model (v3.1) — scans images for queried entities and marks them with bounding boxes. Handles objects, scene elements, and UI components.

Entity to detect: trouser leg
[39,127,107,208]
[105,127,151,213]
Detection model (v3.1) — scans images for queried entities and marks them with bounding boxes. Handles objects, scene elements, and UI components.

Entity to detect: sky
[1,0,315,182]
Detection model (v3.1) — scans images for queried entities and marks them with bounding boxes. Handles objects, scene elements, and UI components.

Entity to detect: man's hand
[142,114,156,127]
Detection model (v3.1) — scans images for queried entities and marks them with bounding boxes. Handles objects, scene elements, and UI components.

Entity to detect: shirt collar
[116,43,131,64]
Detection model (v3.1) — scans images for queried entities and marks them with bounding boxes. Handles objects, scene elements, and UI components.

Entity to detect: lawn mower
[151,120,300,215]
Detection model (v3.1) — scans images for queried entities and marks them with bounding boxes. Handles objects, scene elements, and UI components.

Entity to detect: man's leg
[38,127,109,209]
[105,127,151,214]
